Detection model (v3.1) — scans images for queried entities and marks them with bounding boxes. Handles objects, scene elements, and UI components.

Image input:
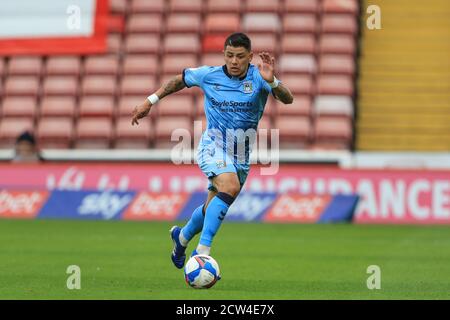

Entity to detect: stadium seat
[319,55,355,76]
[117,96,157,120]
[110,0,128,14]
[40,97,76,118]
[281,34,316,54]
[154,116,193,148]
[81,75,116,96]
[130,0,165,14]
[283,14,317,34]
[7,56,42,76]
[164,34,200,54]
[1,97,36,119]
[279,54,317,74]
[280,74,314,95]
[157,96,194,118]
[120,75,156,96]
[321,14,358,35]
[322,0,359,15]
[276,95,312,117]
[161,54,198,75]
[107,34,122,53]
[107,15,125,34]
[319,35,356,55]
[42,76,78,97]
[84,55,119,75]
[115,117,153,149]
[125,34,160,54]
[0,58,4,76]
[204,14,240,33]
[78,96,115,118]
[314,95,354,118]
[243,14,281,34]
[316,75,354,96]
[284,0,319,13]
[123,55,158,75]
[247,34,277,54]
[4,76,40,97]
[75,118,113,149]
[206,0,241,13]
[169,0,203,13]
[202,34,228,53]
[37,117,73,149]
[314,117,352,149]
[245,0,280,13]
[273,116,312,148]
[166,14,202,33]
[201,53,225,66]
[0,118,34,148]
[46,56,81,76]
[127,14,163,34]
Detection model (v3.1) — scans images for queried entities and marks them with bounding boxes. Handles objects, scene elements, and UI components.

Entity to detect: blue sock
[199,192,235,247]
[181,204,205,242]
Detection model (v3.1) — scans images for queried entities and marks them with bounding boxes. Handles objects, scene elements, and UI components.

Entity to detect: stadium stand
[0,0,360,151]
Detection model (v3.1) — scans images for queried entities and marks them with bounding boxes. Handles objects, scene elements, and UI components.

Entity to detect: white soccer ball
[184,255,221,289]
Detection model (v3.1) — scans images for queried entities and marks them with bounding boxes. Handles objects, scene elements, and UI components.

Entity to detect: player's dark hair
[224,33,251,51]
[16,131,36,145]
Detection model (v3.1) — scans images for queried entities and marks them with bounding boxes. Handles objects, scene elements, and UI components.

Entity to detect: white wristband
[268,77,280,89]
[147,93,159,105]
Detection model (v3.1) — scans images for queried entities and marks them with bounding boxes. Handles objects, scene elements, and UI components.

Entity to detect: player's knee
[218,184,240,198]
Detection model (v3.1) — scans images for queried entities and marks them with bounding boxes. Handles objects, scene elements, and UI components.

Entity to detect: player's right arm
[131,74,186,126]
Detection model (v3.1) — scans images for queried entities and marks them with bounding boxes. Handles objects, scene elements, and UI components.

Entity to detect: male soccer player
[131,33,294,269]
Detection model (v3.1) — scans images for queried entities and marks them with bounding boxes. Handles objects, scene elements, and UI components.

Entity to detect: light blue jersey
[182,64,273,190]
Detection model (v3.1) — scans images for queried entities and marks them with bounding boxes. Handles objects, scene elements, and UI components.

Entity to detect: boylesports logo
[210,98,253,108]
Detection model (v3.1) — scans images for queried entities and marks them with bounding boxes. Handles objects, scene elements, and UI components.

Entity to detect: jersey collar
[222,64,250,81]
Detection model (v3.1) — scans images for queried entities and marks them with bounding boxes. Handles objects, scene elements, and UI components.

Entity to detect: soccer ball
[184,255,221,289]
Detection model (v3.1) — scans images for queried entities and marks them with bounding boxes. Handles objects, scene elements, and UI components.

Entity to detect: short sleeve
[182,66,211,88]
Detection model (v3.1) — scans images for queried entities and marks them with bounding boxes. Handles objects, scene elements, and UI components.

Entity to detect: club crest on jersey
[243,81,253,94]
[216,160,226,169]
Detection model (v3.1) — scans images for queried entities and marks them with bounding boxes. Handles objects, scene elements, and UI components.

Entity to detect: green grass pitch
[0,219,449,300]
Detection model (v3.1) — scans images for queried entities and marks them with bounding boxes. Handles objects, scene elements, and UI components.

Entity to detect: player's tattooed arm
[156,74,186,99]
[272,83,294,104]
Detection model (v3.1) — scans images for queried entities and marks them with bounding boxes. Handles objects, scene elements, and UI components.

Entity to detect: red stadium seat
[120,75,156,96]
[163,34,200,54]
[202,34,228,53]
[37,117,73,149]
[127,14,163,34]
[42,76,78,97]
[169,0,203,13]
[247,34,277,54]
[84,55,119,75]
[316,75,354,96]
[154,116,193,148]
[161,54,198,75]
[201,53,225,66]
[40,97,76,118]
[115,117,153,149]
[1,97,36,119]
[107,15,125,34]
[46,56,81,76]
[284,0,319,13]
[4,76,40,97]
[280,74,314,95]
[314,95,353,118]
[118,96,144,117]
[130,0,165,14]
[322,0,359,15]
[279,54,317,75]
[78,96,115,118]
[107,34,122,53]
[273,116,312,148]
[110,0,128,14]
[319,35,356,55]
[314,117,352,149]
[321,14,358,35]
[0,118,34,148]
[0,58,5,76]
[75,118,113,149]
[245,0,280,13]
[81,75,116,96]
[166,14,202,33]
[8,57,42,76]
[319,55,355,76]
[281,34,316,54]
[243,14,281,34]
[123,55,158,75]
[125,34,160,54]
[204,14,240,33]
[276,95,312,117]
[206,0,241,13]
[157,96,194,118]
[283,14,317,34]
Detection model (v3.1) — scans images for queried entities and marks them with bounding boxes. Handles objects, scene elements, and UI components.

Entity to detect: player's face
[224,46,253,78]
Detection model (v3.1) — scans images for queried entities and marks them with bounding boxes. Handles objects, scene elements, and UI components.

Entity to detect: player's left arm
[257,52,294,104]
